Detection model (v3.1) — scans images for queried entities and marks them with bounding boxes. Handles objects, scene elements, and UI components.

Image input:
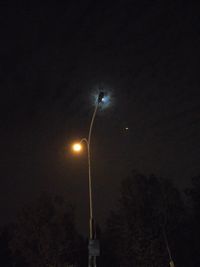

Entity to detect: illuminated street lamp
[72,143,82,152]
[72,91,105,267]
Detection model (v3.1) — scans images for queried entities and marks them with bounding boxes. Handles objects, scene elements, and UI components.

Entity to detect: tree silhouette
[10,193,84,267]
[103,170,185,267]
[185,175,200,267]
[0,225,15,267]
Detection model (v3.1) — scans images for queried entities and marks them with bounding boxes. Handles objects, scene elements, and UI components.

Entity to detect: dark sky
[1,1,200,233]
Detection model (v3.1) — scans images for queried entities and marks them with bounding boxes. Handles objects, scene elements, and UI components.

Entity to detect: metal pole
[87,101,99,267]
[81,92,104,267]
[88,102,98,239]
[159,178,175,267]
[162,227,175,267]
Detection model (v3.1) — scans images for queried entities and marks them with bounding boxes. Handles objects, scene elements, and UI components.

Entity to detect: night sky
[1,1,200,233]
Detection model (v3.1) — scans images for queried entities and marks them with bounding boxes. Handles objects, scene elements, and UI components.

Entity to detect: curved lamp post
[72,91,105,267]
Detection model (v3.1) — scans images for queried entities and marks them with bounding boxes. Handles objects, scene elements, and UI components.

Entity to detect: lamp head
[72,143,82,153]
[98,91,105,103]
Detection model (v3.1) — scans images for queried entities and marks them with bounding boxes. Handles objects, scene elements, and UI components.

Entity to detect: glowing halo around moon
[91,88,113,110]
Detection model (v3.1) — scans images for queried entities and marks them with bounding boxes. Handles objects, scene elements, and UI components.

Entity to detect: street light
[72,91,105,267]
[72,143,82,152]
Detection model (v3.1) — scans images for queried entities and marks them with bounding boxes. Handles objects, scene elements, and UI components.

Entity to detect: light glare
[91,87,113,110]
[72,143,82,152]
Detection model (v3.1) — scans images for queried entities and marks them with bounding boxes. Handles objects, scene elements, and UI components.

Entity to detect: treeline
[0,170,200,266]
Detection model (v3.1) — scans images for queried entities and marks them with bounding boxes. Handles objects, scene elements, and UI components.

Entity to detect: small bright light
[125,127,129,130]
[72,143,82,152]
